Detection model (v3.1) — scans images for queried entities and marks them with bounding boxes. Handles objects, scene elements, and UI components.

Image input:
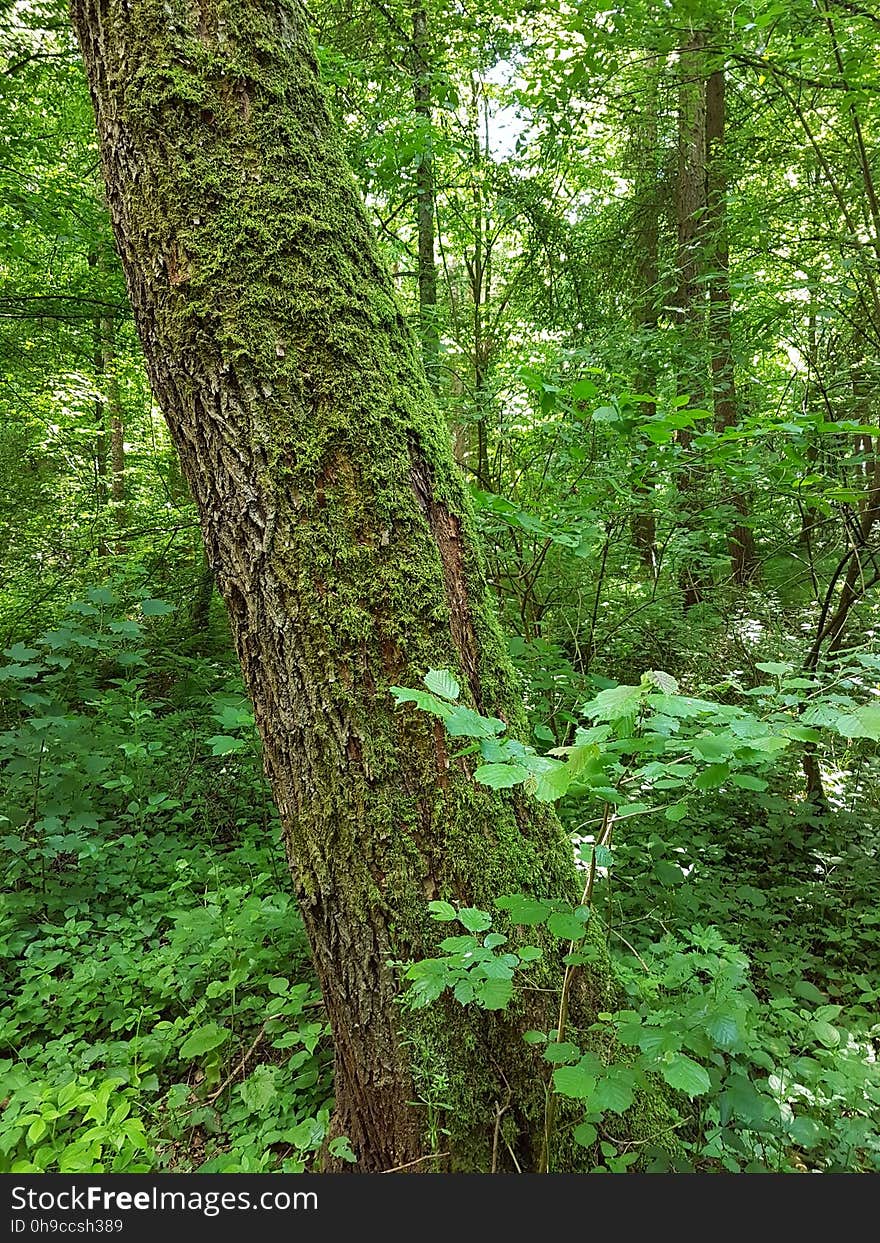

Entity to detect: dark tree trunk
[71,0,614,1172]
[630,64,660,578]
[411,2,439,392]
[676,30,709,609]
[102,314,127,543]
[704,66,756,585]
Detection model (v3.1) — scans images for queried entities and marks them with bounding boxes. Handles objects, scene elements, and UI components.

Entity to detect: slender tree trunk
[468,76,491,489]
[704,65,756,585]
[411,2,439,392]
[71,0,613,1171]
[676,31,709,609]
[630,66,660,578]
[102,314,127,544]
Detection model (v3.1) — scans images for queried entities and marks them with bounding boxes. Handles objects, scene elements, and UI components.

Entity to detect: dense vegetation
[1,0,879,1173]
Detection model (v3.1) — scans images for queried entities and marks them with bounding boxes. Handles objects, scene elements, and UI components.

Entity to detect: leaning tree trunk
[71,0,612,1172]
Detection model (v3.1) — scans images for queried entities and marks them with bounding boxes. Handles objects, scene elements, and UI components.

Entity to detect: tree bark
[630,64,660,578]
[411,2,439,392]
[102,314,127,543]
[71,0,608,1172]
[676,31,709,608]
[704,65,756,585]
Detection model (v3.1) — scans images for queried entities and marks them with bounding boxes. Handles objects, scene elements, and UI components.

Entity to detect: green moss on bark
[71,0,675,1172]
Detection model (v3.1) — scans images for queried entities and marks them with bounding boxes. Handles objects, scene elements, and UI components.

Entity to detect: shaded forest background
[1,0,879,1173]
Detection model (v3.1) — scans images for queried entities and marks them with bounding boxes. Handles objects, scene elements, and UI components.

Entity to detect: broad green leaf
[573,1122,598,1148]
[423,669,461,702]
[691,734,736,761]
[495,895,551,925]
[592,1069,635,1114]
[475,978,514,1010]
[474,762,529,790]
[582,683,643,724]
[547,911,589,940]
[543,1041,581,1064]
[553,1061,598,1101]
[445,706,505,738]
[654,860,684,886]
[239,1065,277,1112]
[427,900,457,922]
[180,1023,230,1059]
[206,735,248,756]
[694,763,729,789]
[661,1054,711,1097]
[457,907,492,933]
[731,773,768,791]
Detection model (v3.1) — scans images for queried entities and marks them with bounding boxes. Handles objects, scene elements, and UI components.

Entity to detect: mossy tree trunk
[71,0,608,1171]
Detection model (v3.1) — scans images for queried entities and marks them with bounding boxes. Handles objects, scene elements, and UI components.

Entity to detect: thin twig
[381,1151,449,1173]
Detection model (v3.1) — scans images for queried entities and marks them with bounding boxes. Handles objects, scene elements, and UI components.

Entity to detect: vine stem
[539,802,614,1173]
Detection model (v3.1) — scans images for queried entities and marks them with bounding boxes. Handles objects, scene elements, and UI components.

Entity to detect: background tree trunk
[705,65,756,585]
[676,30,709,609]
[411,1,440,392]
[71,0,609,1172]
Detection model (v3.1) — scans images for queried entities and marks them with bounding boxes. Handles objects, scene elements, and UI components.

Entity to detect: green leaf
[847,704,880,741]
[573,1122,598,1148]
[543,1041,581,1064]
[328,1136,357,1163]
[691,734,736,761]
[644,669,679,694]
[592,1069,635,1114]
[239,1065,277,1112]
[458,907,492,933]
[495,894,551,925]
[423,669,461,702]
[180,1024,230,1059]
[731,773,768,791]
[793,980,825,1004]
[475,978,514,1010]
[755,661,791,676]
[474,762,529,790]
[706,1014,739,1049]
[812,1019,840,1048]
[532,761,572,803]
[547,911,589,940]
[553,1062,598,1101]
[206,735,248,756]
[445,706,505,738]
[389,687,451,719]
[516,945,543,963]
[140,598,174,616]
[582,683,643,725]
[694,763,729,789]
[661,1054,711,1097]
[654,860,685,886]
[427,900,457,922]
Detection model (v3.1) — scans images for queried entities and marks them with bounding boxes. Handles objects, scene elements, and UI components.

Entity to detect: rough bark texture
[411,2,439,392]
[70,0,614,1172]
[704,66,756,585]
[630,66,660,578]
[675,31,709,609]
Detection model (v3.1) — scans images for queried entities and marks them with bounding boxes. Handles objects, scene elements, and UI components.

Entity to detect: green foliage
[0,591,334,1173]
[395,664,880,1172]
